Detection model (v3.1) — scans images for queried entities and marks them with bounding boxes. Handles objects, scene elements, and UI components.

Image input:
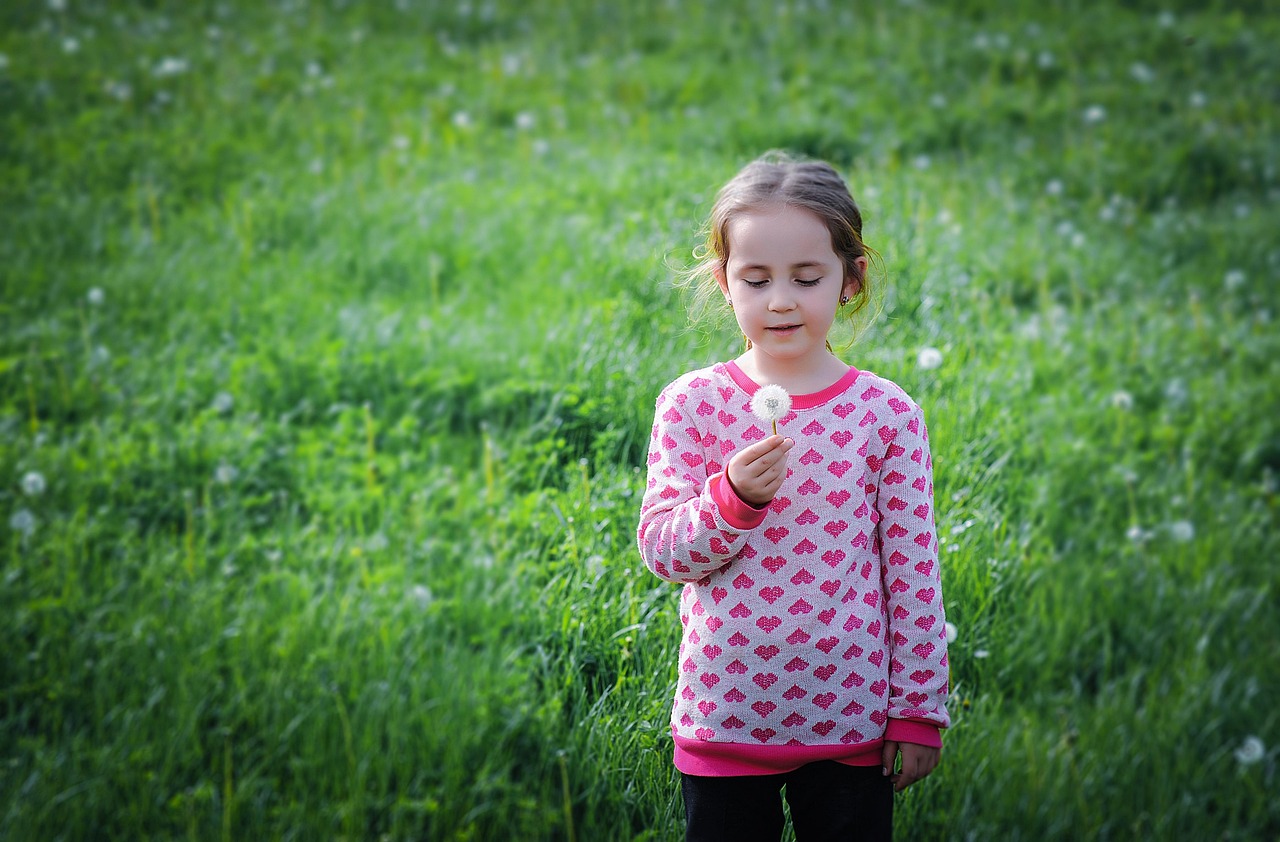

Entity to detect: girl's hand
[726,435,794,507]
[881,740,941,792]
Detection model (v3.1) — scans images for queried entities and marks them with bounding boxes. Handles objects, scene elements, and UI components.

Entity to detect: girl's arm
[636,386,766,584]
[877,403,951,739]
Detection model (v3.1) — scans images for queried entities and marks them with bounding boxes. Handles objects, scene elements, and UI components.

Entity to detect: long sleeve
[876,404,951,739]
[637,385,765,584]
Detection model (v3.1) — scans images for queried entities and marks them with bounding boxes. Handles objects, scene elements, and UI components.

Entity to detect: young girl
[637,152,949,841]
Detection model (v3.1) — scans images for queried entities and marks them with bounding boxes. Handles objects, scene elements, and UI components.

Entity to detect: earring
[839,295,849,306]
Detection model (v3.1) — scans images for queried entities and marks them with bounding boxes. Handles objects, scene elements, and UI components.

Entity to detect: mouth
[766,324,801,333]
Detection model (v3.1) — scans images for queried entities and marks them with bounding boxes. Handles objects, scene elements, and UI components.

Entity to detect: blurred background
[2,0,1277,838]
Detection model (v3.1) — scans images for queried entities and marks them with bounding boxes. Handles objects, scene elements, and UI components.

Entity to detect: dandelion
[305,60,322,78]
[929,93,947,109]
[973,649,989,659]
[912,154,931,170]
[410,584,434,607]
[1110,390,1134,411]
[1157,10,1176,28]
[1083,105,1107,125]
[63,37,80,54]
[366,532,389,553]
[48,0,67,10]
[0,53,9,71]
[1189,91,1206,108]
[452,111,471,129]
[1234,735,1265,766]
[1168,520,1195,542]
[153,57,189,77]
[749,384,791,435]
[21,472,46,496]
[1037,50,1054,69]
[945,622,957,644]
[917,347,943,370]
[9,509,37,538]
[514,110,536,131]
[1045,179,1064,197]
[211,391,234,414]
[214,462,237,485]
[103,79,132,101]
[1125,524,1148,543]
[1129,62,1155,83]
[87,286,105,305]
[391,134,410,151]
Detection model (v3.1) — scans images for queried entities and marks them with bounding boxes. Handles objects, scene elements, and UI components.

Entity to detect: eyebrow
[738,261,825,272]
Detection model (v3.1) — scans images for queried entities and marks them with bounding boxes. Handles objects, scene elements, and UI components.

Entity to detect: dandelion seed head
[63,37,80,54]
[1168,520,1195,542]
[917,347,943,370]
[515,110,536,131]
[214,462,237,485]
[1234,735,1264,766]
[973,649,990,659]
[1125,524,1148,543]
[21,472,46,497]
[1129,62,1154,83]
[1189,91,1206,108]
[9,508,37,538]
[1110,390,1134,411]
[452,111,471,128]
[1045,179,1064,197]
[391,134,410,151]
[945,622,957,644]
[411,584,433,607]
[0,53,10,71]
[1037,50,1054,69]
[49,0,67,11]
[1083,105,1107,125]
[749,384,792,423]
[211,391,234,414]
[153,57,189,78]
[912,154,931,170]
[929,93,947,109]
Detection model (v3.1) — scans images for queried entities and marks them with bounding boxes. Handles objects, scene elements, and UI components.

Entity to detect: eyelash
[742,278,823,288]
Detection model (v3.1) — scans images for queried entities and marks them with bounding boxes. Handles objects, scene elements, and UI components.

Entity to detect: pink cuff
[709,472,769,531]
[884,718,942,748]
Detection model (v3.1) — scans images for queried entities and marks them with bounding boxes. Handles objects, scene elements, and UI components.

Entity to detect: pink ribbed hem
[674,735,882,777]
[710,471,769,530]
[724,361,862,409]
[884,718,942,748]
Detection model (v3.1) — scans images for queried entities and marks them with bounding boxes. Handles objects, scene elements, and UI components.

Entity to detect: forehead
[725,204,837,267]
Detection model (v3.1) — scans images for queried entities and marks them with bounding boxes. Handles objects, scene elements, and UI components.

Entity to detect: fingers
[889,744,940,792]
[727,437,793,506]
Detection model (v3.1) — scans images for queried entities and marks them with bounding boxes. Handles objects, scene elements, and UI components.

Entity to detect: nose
[768,288,796,312]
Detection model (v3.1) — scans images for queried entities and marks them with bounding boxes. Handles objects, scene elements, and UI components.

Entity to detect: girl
[637,152,949,841]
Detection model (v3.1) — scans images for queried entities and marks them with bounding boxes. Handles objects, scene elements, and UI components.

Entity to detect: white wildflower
[366,532,388,552]
[452,111,471,129]
[305,60,322,78]
[1037,51,1054,69]
[514,110,536,131]
[1125,524,1148,543]
[1046,179,1064,197]
[1157,10,1176,28]
[917,347,944,370]
[153,57,189,78]
[1189,91,1206,109]
[1130,62,1155,84]
[973,649,990,659]
[63,37,80,54]
[1083,105,1107,125]
[912,154,931,170]
[211,391,234,414]
[929,93,947,109]
[9,509,37,538]
[1234,735,1264,766]
[87,286,105,305]
[749,384,792,435]
[1110,390,1134,411]
[21,472,46,496]
[391,134,410,151]
[103,80,132,101]
[1168,520,1195,542]
[410,584,434,607]
[214,462,237,484]
[945,622,957,644]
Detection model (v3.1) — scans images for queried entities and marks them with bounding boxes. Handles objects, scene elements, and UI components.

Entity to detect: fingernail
[882,766,888,776]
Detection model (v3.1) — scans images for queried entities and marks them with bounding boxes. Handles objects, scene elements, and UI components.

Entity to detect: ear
[714,263,730,299]
[843,256,869,299]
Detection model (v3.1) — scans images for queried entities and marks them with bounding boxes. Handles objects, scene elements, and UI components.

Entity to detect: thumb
[881,740,899,777]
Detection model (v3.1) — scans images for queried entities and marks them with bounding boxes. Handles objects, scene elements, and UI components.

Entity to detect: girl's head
[683,151,881,346]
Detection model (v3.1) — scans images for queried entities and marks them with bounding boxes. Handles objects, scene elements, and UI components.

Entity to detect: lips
[767,324,801,332]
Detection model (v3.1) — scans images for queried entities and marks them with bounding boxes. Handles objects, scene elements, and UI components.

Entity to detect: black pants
[681,761,892,842]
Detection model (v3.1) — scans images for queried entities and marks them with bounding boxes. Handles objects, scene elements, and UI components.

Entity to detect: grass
[2,0,1278,839]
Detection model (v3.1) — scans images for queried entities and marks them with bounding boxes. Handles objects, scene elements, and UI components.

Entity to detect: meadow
[2,0,1278,839]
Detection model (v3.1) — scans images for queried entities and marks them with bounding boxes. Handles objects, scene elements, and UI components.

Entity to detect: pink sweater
[638,361,950,776]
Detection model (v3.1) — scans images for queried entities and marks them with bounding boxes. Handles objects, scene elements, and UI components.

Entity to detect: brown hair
[680,150,882,347]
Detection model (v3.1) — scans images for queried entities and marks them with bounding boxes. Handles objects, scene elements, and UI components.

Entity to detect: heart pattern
[638,362,949,756]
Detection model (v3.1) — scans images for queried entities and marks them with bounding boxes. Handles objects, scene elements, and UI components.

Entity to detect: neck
[737,348,849,395]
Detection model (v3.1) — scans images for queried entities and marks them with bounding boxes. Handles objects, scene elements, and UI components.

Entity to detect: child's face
[715,204,862,368]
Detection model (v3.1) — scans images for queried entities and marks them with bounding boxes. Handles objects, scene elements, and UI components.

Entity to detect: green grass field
[2,0,1278,839]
